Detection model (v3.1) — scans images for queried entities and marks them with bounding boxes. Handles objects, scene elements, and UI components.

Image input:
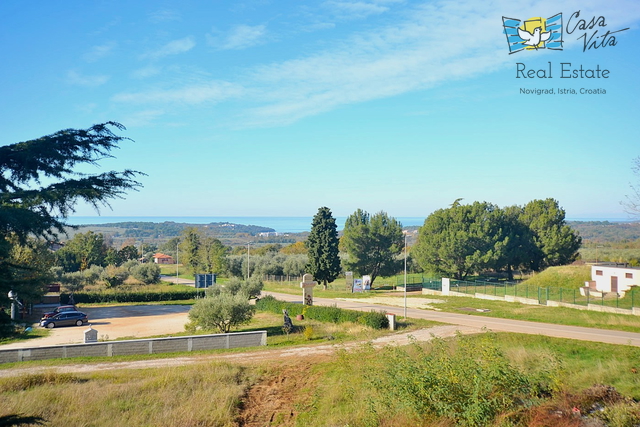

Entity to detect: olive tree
[187,293,255,333]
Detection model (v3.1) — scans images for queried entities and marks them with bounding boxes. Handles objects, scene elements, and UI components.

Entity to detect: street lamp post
[7,290,18,321]
[176,241,179,284]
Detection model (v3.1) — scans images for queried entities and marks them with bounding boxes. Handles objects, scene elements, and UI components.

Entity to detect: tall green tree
[119,245,139,262]
[493,205,540,281]
[57,231,107,271]
[201,236,227,274]
[2,236,55,303]
[160,237,181,257]
[0,122,141,327]
[413,202,503,280]
[179,227,203,275]
[341,209,403,285]
[520,198,581,269]
[306,207,341,290]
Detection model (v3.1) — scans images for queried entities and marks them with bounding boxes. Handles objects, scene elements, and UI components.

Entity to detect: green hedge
[256,295,389,329]
[61,290,199,304]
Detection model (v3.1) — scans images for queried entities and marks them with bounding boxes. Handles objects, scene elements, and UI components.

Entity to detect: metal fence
[450,279,640,310]
[395,274,437,286]
[262,274,303,283]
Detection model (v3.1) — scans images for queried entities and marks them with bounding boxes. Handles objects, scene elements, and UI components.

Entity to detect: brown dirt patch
[237,358,327,426]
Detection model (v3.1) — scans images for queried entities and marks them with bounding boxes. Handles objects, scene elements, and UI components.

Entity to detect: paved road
[263,291,640,347]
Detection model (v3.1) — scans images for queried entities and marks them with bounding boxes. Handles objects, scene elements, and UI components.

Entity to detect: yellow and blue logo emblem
[502,13,563,54]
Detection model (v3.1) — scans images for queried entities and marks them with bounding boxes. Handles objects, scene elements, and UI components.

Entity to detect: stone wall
[0,331,267,364]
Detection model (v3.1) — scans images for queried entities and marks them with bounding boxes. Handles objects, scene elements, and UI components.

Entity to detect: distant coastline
[64,216,426,233]
[65,216,634,234]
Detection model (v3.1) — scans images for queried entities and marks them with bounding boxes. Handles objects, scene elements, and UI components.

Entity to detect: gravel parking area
[0,305,191,350]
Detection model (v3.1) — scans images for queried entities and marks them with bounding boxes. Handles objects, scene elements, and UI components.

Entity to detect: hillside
[520,265,592,289]
[569,220,640,243]
[63,221,306,247]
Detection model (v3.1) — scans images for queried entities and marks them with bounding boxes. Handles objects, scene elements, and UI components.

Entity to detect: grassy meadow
[2,331,639,426]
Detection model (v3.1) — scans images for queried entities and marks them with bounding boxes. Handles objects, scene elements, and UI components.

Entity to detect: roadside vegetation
[2,332,639,426]
[261,279,640,333]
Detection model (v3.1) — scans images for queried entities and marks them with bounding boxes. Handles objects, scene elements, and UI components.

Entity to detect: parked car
[41,305,77,319]
[40,311,88,329]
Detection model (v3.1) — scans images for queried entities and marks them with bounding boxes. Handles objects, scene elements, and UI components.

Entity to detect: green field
[2,328,639,426]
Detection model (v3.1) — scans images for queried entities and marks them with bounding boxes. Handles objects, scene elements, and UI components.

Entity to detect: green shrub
[596,401,640,427]
[61,289,198,304]
[100,265,129,288]
[208,277,263,299]
[255,296,388,329]
[367,333,561,427]
[131,263,161,284]
[358,311,389,329]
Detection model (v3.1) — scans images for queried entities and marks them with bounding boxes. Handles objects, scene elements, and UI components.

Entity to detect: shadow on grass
[0,414,46,426]
[241,325,289,337]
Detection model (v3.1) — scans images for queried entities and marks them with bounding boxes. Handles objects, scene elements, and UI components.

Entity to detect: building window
[626,273,633,279]
[596,270,603,276]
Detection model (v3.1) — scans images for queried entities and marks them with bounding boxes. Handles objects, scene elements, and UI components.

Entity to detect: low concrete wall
[422,285,639,316]
[474,293,504,301]
[586,304,635,315]
[0,331,267,364]
[504,295,540,305]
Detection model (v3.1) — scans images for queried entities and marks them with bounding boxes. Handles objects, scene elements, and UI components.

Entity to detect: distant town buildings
[153,253,175,264]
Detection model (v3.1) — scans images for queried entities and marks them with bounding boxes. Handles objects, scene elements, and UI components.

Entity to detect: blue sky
[1,0,639,220]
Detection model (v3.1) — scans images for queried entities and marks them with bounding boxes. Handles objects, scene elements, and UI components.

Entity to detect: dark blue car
[40,311,88,329]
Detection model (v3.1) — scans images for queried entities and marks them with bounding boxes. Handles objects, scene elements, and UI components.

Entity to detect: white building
[587,264,640,293]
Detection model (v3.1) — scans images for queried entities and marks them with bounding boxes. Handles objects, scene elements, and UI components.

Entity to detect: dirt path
[0,324,481,378]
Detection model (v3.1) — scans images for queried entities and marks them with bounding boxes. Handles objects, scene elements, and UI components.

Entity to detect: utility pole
[404,231,408,319]
[246,242,253,280]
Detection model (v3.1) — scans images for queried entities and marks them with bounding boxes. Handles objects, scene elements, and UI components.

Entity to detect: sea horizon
[65,215,636,233]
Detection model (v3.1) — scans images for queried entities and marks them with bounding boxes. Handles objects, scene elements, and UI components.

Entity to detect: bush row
[256,295,389,329]
[61,290,199,304]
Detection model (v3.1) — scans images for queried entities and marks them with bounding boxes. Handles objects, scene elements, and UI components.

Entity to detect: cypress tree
[306,207,341,290]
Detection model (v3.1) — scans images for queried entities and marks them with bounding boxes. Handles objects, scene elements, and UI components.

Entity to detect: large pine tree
[341,209,403,286]
[306,207,341,290]
[0,122,142,313]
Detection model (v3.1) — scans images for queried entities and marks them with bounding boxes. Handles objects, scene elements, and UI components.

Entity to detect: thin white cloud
[123,109,165,127]
[114,0,640,127]
[66,70,110,87]
[301,22,336,32]
[322,1,390,18]
[112,81,245,105]
[141,37,195,60]
[84,41,117,62]
[131,66,162,79]
[149,9,181,23]
[211,24,267,50]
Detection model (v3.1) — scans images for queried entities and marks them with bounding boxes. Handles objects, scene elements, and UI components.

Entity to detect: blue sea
[65,216,429,233]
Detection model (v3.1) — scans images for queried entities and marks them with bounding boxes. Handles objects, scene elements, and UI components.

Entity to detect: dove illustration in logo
[517,26,551,49]
[502,14,563,54]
